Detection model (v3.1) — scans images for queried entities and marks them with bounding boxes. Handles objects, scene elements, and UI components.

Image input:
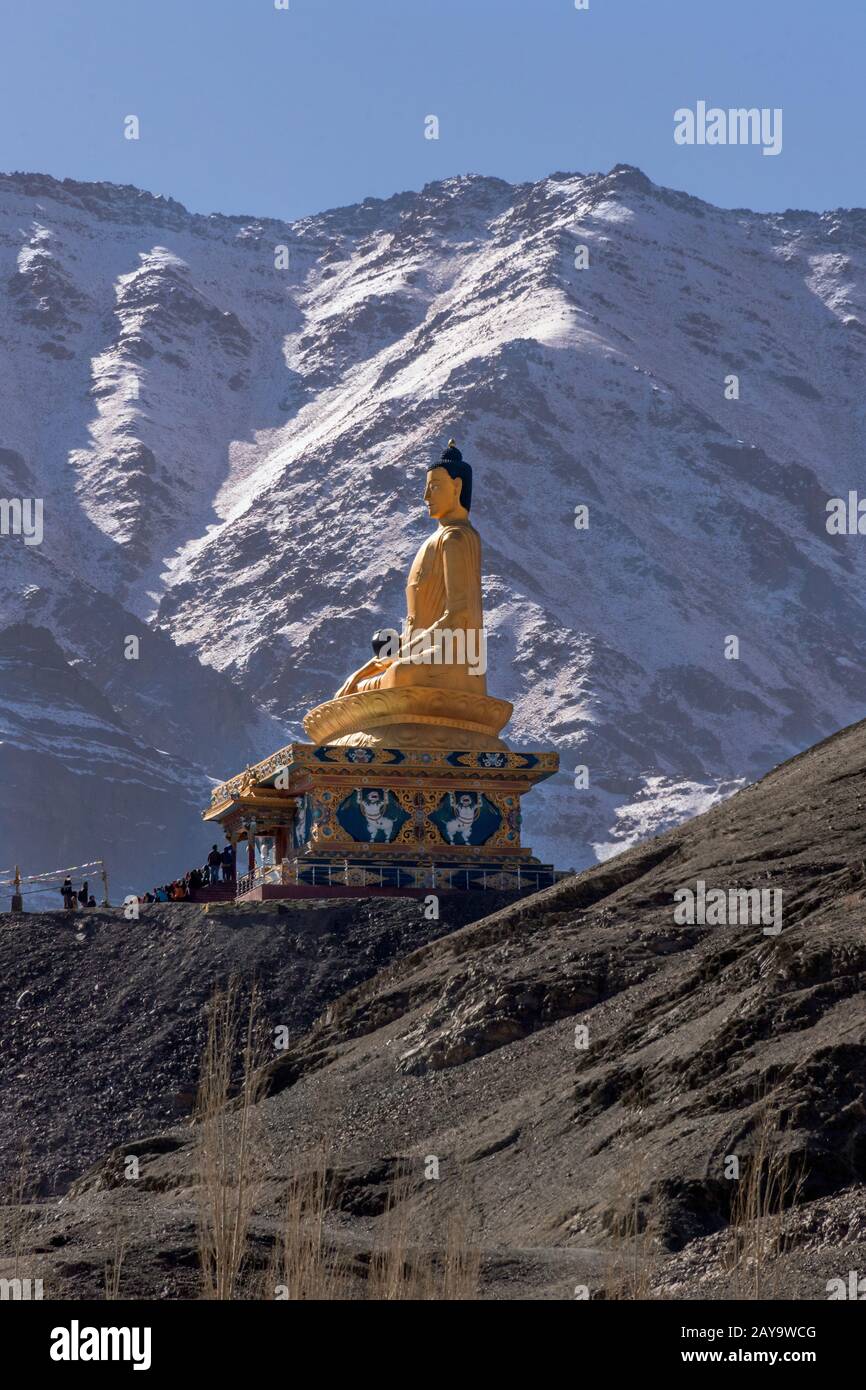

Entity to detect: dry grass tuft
[103,1220,128,1300]
[724,1102,807,1298]
[196,979,269,1300]
[366,1163,481,1300]
[0,1145,36,1280]
[267,1153,350,1300]
[602,1150,661,1300]
[193,980,480,1301]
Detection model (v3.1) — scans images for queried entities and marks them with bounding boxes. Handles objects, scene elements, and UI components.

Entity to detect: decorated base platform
[204,742,560,897]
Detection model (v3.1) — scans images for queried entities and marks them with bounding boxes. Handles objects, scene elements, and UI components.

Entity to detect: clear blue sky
[1,0,861,220]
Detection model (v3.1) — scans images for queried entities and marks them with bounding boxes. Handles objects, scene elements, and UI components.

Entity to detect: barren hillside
[4,714,865,1299]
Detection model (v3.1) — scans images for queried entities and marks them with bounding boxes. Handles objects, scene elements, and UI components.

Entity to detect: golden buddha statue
[303,442,512,750]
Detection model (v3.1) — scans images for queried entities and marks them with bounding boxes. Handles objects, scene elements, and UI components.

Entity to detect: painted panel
[428,791,503,846]
[336,788,410,843]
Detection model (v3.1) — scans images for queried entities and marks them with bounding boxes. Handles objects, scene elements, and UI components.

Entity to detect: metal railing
[234,858,562,896]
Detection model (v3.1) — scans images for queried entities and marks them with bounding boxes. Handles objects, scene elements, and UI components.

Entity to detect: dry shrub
[103,1219,128,1300]
[0,1145,35,1278]
[194,979,479,1301]
[196,979,269,1299]
[266,1153,350,1300]
[724,1103,807,1298]
[603,1150,661,1300]
[262,1157,480,1301]
[367,1163,480,1300]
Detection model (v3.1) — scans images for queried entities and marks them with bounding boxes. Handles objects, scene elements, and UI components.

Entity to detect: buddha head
[424,440,472,519]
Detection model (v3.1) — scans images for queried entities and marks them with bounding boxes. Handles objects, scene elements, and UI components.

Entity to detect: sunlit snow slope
[2,164,865,887]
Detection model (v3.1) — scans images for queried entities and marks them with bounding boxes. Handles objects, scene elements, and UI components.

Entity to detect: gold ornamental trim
[339,712,499,735]
[303,686,513,746]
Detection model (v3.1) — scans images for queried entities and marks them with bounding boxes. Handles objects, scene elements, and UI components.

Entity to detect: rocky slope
[0,891,513,1194]
[3,165,866,889]
[4,713,865,1300]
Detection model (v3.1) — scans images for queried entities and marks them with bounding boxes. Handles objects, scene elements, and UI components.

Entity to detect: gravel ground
[0,892,517,1194]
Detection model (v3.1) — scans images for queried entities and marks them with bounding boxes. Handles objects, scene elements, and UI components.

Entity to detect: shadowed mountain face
[0,623,210,899]
[4,714,865,1299]
[2,165,866,882]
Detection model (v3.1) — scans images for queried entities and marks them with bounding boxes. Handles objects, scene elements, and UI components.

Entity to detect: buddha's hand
[334,657,390,699]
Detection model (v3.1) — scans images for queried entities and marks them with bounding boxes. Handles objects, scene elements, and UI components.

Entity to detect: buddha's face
[424,466,462,519]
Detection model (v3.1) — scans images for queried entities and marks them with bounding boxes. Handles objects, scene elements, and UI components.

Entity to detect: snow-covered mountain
[2,163,865,894]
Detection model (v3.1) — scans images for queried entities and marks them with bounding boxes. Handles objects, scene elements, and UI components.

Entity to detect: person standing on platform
[207,845,222,884]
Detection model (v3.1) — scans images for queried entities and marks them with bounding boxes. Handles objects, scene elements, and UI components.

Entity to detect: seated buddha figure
[304,441,512,750]
[336,441,486,698]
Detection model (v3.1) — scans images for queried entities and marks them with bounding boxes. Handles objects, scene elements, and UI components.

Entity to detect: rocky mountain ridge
[2,163,866,890]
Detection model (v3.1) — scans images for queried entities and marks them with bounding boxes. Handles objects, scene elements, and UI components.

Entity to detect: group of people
[60,878,96,910]
[135,844,236,904]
